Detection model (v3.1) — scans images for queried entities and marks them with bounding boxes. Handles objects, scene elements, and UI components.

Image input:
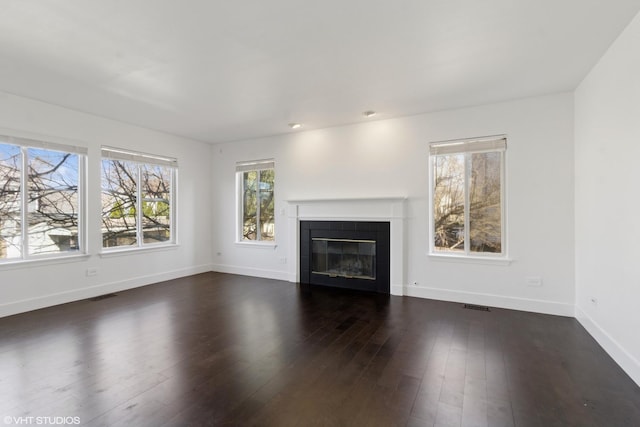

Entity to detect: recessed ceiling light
[363,110,376,118]
[288,123,302,129]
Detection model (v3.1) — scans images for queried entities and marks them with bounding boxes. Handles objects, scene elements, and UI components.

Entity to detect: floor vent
[88,293,118,302]
[463,303,490,312]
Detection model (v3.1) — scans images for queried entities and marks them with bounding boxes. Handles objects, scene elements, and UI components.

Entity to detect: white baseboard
[0,264,213,318]
[403,285,575,317]
[575,306,640,387]
[391,284,404,296]
[210,263,289,281]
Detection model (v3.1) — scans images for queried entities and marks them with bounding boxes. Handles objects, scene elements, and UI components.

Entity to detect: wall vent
[463,303,490,312]
[88,293,118,302]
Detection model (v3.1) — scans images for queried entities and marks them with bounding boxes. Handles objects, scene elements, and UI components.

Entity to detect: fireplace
[286,197,406,296]
[300,221,390,294]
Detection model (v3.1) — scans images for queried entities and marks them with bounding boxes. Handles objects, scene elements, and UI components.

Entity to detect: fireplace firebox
[300,221,390,294]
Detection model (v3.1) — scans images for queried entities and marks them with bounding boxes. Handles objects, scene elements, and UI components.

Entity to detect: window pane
[27,148,79,255]
[259,169,275,241]
[141,164,172,244]
[242,171,258,240]
[433,154,465,253]
[101,159,137,248]
[0,144,22,259]
[469,152,502,253]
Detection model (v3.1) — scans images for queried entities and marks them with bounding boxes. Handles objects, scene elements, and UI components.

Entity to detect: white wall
[0,92,213,317]
[212,93,575,316]
[575,11,640,385]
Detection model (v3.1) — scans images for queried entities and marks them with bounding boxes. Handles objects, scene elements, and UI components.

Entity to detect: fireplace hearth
[300,221,390,294]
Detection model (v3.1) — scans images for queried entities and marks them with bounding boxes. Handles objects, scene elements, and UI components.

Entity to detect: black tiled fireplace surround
[299,220,390,294]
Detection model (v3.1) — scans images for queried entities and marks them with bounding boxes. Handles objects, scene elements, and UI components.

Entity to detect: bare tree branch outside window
[242,168,274,241]
[433,154,465,252]
[101,160,138,247]
[0,143,22,259]
[141,164,171,244]
[432,144,504,255]
[101,159,173,248]
[1,143,81,259]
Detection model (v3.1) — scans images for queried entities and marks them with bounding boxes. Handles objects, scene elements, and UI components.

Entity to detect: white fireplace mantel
[286,197,407,296]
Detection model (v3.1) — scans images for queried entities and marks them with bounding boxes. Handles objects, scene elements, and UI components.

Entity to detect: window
[101,147,177,249]
[429,136,506,256]
[0,135,86,261]
[236,159,275,242]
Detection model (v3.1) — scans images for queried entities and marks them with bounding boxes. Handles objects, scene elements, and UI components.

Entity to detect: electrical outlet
[525,276,542,287]
[279,257,287,264]
[86,268,98,277]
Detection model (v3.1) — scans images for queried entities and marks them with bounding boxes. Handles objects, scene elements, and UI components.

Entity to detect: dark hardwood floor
[1,272,639,426]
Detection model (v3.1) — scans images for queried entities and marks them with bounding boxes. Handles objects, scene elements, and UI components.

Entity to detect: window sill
[234,241,277,250]
[428,253,512,266]
[0,253,91,270]
[100,244,179,258]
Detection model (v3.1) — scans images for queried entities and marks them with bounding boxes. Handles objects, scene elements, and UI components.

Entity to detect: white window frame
[0,133,88,264]
[235,159,276,245]
[428,135,507,260]
[100,146,178,253]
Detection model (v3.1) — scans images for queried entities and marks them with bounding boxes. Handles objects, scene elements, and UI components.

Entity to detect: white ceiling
[0,1,639,144]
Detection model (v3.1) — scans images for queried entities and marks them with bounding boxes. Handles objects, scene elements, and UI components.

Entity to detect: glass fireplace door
[311,238,376,280]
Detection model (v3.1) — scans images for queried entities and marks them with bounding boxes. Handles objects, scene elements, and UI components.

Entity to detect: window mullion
[464,153,471,255]
[76,155,83,253]
[256,170,262,241]
[136,164,143,247]
[239,173,245,241]
[79,155,86,253]
[429,157,435,253]
[500,151,506,255]
[20,147,28,259]
[171,169,176,244]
